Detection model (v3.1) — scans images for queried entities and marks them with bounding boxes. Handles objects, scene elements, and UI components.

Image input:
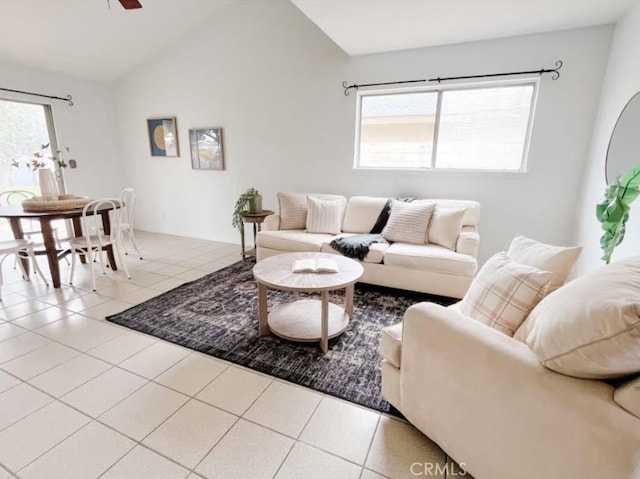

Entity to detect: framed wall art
[147,117,179,157]
[189,127,224,170]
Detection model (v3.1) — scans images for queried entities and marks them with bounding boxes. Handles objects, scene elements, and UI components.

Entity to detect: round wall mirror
[606,91,640,184]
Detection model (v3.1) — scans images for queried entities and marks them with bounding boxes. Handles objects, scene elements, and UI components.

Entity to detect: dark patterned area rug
[107,259,454,413]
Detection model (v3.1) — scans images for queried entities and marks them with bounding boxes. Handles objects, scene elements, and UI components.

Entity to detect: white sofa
[256,195,481,298]
[380,302,640,479]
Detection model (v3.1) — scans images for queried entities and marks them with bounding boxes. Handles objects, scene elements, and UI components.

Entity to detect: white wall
[115,0,612,263]
[0,61,123,198]
[574,2,640,274]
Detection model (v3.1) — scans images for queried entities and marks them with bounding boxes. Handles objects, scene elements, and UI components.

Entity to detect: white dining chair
[119,188,142,260]
[0,190,69,265]
[68,198,131,291]
[0,239,48,301]
[0,190,40,238]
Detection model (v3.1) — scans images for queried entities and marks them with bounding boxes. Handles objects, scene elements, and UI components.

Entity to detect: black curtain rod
[0,87,74,106]
[342,60,563,96]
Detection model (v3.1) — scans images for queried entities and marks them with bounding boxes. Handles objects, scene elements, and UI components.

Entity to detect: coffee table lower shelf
[268,299,350,342]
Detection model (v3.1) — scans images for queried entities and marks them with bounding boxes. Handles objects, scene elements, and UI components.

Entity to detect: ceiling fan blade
[118,0,143,9]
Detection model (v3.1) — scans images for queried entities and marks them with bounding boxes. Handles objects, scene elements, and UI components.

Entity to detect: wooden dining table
[0,203,120,288]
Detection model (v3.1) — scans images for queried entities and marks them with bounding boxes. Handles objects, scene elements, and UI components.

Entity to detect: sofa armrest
[399,302,640,479]
[262,214,280,231]
[455,226,479,257]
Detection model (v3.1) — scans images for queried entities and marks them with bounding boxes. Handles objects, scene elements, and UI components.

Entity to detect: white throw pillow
[277,192,307,230]
[428,207,466,250]
[507,234,582,293]
[460,252,553,337]
[382,200,435,245]
[526,256,640,379]
[306,196,343,234]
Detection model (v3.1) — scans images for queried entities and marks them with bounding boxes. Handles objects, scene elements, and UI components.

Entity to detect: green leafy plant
[596,163,640,263]
[10,143,73,170]
[51,146,74,169]
[232,187,260,231]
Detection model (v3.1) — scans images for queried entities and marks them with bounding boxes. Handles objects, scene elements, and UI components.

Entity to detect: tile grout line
[1,236,395,478]
[362,414,383,470]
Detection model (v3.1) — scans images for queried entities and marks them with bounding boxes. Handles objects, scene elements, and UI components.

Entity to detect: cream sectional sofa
[381,302,640,479]
[256,195,481,298]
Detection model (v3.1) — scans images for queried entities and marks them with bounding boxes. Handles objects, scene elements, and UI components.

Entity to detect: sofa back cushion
[526,256,640,379]
[508,235,582,294]
[342,196,388,233]
[432,199,480,228]
[342,197,480,234]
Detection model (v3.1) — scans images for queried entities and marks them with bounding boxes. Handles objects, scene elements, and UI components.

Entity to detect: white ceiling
[0,0,635,82]
[0,0,233,82]
[290,0,636,55]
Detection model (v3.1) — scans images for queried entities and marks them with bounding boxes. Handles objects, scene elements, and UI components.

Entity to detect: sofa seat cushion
[256,230,336,252]
[381,323,403,368]
[383,243,477,277]
[320,234,389,263]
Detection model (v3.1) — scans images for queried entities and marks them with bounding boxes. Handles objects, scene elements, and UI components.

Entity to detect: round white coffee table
[253,252,364,353]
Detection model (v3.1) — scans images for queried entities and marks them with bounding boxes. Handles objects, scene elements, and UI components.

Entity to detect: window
[355,80,537,171]
[0,98,59,238]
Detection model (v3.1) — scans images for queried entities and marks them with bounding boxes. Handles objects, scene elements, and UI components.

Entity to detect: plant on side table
[232,187,262,230]
[597,163,640,263]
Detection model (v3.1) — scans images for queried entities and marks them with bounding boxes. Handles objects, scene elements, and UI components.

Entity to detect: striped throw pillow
[460,252,553,336]
[277,192,307,230]
[306,196,343,234]
[382,200,435,245]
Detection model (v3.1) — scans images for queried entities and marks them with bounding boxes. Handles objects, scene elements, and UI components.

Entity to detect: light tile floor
[0,231,463,479]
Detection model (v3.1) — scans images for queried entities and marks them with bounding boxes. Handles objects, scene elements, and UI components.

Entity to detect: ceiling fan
[107,0,143,9]
[118,0,143,9]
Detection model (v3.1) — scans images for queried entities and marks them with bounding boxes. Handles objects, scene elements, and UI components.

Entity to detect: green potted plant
[596,163,640,263]
[232,187,262,230]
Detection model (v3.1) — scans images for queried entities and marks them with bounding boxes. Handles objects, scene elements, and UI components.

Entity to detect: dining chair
[68,198,131,291]
[119,188,142,260]
[0,190,69,265]
[0,239,48,301]
[0,190,40,237]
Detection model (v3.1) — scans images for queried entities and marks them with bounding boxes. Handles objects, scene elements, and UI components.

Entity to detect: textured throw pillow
[507,235,582,293]
[306,196,343,234]
[428,207,466,250]
[526,256,640,379]
[277,192,307,230]
[369,197,414,234]
[382,200,435,245]
[460,252,553,336]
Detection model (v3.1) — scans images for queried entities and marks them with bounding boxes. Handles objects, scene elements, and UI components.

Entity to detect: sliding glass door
[0,98,59,238]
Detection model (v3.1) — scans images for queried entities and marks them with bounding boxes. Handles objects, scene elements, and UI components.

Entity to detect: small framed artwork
[189,127,224,170]
[147,117,179,157]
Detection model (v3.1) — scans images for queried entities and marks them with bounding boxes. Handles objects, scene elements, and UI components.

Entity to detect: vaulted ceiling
[0,0,233,81]
[290,0,636,55]
[0,0,635,82]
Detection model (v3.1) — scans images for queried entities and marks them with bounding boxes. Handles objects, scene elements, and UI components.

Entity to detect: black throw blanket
[329,234,388,262]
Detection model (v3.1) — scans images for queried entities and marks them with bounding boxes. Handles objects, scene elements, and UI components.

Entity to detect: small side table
[240,210,274,259]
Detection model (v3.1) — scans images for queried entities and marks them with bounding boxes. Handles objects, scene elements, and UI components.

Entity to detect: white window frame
[353,77,540,173]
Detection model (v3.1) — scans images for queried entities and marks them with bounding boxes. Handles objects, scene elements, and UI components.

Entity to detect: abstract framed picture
[189,127,224,170]
[147,117,179,157]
